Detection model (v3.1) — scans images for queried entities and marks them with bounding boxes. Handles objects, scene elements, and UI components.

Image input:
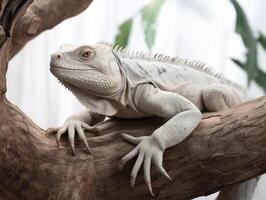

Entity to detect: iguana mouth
[50,65,93,72]
[50,57,95,71]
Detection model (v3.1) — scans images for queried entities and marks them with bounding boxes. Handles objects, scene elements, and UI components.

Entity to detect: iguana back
[112,44,248,110]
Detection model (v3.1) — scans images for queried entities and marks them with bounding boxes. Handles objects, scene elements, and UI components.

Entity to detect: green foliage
[141,0,165,48]
[230,0,266,92]
[114,0,165,48]
[114,18,133,47]
[232,59,266,91]
[230,0,258,83]
[258,32,266,50]
[114,0,266,92]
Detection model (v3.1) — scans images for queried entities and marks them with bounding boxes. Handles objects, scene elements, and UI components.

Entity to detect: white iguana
[48,41,251,196]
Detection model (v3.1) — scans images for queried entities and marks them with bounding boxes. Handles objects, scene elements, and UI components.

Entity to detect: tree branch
[11,0,94,57]
[0,96,266,199]
[0,0,34,94]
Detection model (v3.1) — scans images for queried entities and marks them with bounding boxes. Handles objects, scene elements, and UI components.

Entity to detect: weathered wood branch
[0,0,34,94]
[11,0,93,57]
[0,95,266,199]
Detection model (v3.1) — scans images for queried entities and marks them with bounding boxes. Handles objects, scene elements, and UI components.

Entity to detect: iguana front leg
[119,85,202,195]
[47,111,105,154]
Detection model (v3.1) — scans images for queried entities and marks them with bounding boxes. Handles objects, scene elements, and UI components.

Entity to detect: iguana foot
[47,119,100,155]
[119,133,172,196]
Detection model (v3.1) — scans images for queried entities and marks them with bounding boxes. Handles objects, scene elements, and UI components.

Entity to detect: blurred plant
[115,0,165,48]
[114,0,266,92]
[230,0,266,91]
[258,33,266,49]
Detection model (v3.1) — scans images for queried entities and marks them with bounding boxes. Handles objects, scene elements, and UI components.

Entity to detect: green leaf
[114,18,133,47]
[257,32,266,50]
[255,69,266,92]
[232,58,266,92]
[141,0,165,49]
[231,58,245,69]
[230,0,259,83]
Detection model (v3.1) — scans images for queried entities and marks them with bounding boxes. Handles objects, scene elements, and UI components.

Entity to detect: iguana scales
[48,41,250,196]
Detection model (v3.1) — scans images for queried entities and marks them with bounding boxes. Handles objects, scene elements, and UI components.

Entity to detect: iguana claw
[48,120,98,155]
[119,133,172,196]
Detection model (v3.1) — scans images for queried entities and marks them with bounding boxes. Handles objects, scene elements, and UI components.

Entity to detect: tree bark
[11,0,94,57]
[1,91,266,200]
[1,0,266,199]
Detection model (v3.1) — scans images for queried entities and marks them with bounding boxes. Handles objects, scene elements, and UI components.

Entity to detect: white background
[6,0,266,199]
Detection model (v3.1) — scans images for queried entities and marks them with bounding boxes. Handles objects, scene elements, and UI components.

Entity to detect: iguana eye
[81,51,91,59]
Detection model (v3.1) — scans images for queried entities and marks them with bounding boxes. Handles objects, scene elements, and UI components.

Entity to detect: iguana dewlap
[48,41,248,196]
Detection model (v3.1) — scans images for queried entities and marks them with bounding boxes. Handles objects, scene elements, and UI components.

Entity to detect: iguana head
[50,44,122,96]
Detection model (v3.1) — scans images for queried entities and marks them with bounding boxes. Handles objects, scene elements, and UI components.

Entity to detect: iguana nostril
[57,54,61,59]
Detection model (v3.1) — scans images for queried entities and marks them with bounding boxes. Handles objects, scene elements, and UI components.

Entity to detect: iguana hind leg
[201,84,259,200]
[201,84,245,111]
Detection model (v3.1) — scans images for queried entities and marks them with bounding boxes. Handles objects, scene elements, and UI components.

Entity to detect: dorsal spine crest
[97,41,247,93]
